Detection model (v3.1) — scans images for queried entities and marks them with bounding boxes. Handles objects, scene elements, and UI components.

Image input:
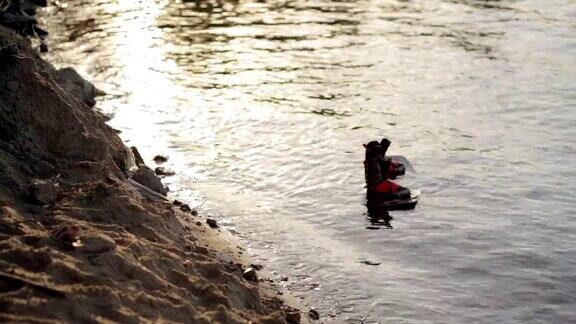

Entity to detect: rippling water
[41,0,576,322]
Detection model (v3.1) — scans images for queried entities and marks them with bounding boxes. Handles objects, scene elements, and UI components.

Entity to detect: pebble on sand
[242,267,258,281]
[206,218,219,229]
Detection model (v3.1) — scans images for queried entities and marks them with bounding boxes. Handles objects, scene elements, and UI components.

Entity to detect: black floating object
[360,260,381,266]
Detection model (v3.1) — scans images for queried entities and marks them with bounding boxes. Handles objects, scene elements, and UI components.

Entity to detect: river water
[41,0,576,322]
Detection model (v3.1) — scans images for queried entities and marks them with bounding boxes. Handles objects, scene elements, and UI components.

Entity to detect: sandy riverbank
[0,26,303,323]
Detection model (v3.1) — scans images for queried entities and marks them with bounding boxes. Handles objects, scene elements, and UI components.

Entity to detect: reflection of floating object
[388,160,406,179]
[368,189,420,211]
[389,155,416,174]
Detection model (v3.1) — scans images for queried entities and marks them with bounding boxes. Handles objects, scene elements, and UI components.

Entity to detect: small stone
[242,267,258,281]
[173,200,182,206]
[190,210,198,216]
[195,221,202,226]
[180,204,192,213]
[155,167,175,176]
[280,276,289,282]
[131,166,168,195]
[29,179,58,205]
[206,218,219,229]
[308,309,320,321]
[153,155,168,164]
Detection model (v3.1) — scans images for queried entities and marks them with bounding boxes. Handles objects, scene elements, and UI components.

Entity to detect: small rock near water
[206,218,219,228]
[131,166,168,195]
[155,167,175,176]
[308,309,320,321]
[180,204,192,212]
[242,267,258,281]
[153,155,168,164]
[177,203,198,215]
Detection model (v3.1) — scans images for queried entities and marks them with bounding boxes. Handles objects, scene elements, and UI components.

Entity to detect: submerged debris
[360,260,381,266]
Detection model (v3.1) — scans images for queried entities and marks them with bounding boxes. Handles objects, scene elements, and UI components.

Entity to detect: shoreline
[0,26,307,323]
